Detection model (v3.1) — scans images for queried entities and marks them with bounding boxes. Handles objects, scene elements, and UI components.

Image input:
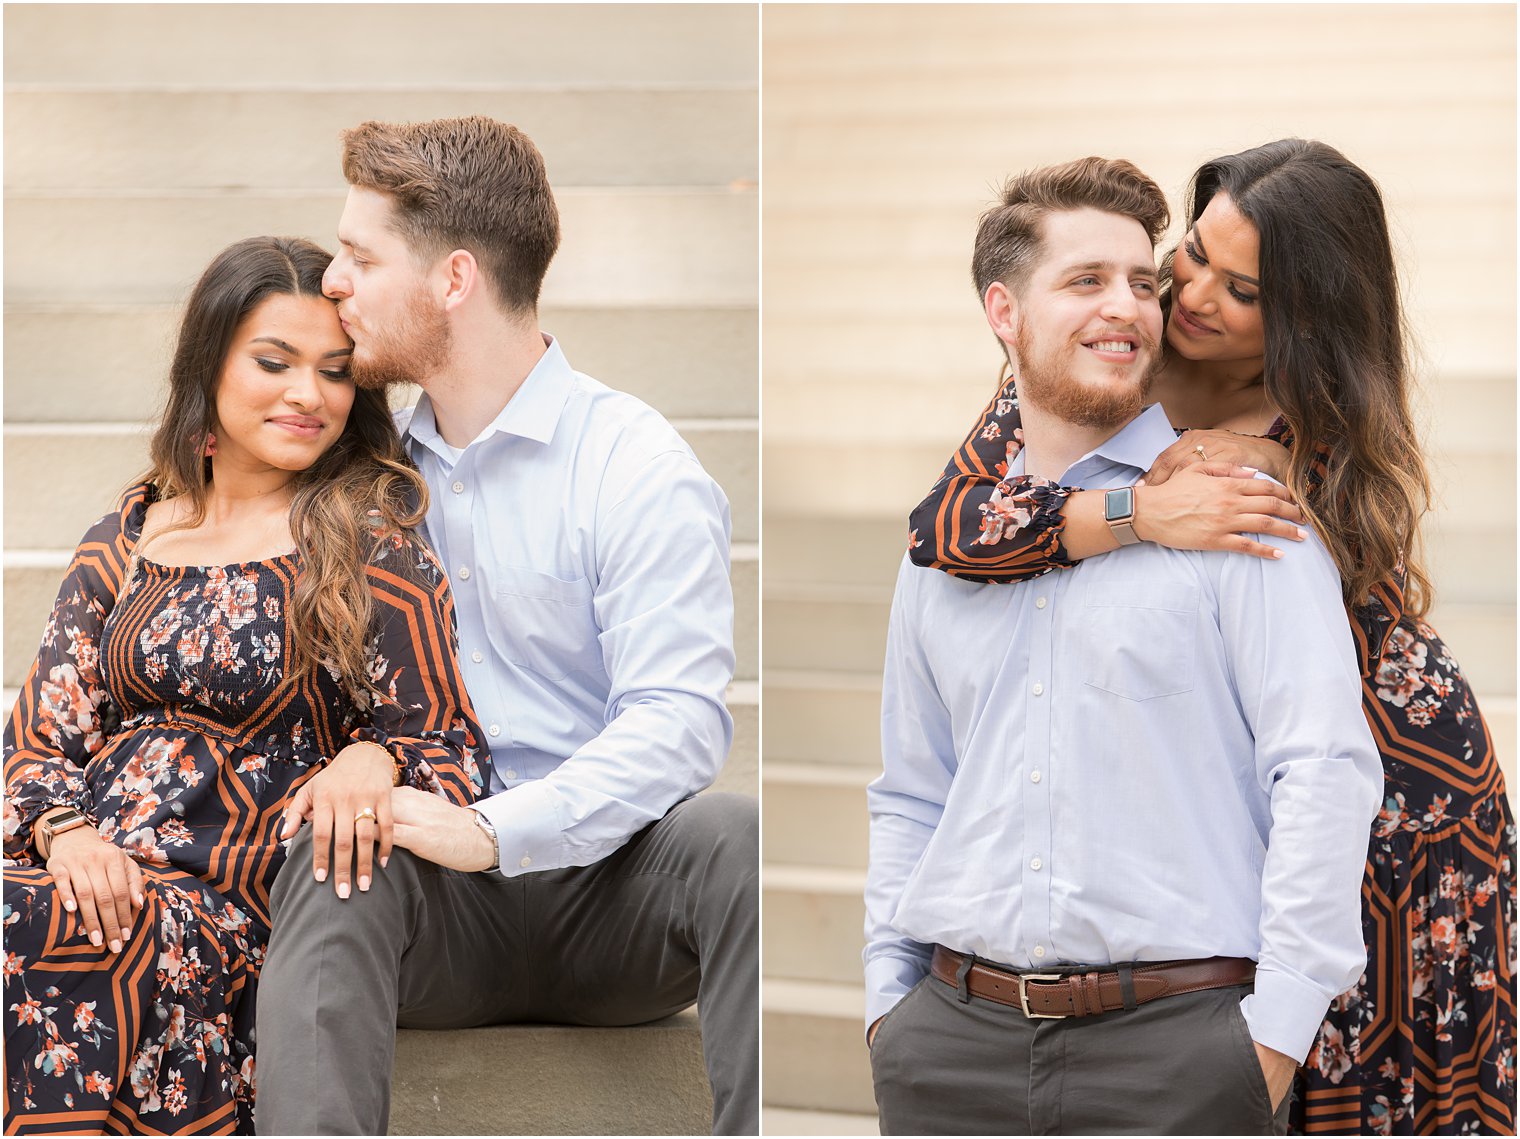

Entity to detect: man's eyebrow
[1057,260,1159,279]
[337,235,373,256]
[1189,231,1259,287]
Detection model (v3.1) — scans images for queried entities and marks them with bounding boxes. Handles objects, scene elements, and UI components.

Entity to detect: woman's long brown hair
[144,236,430,699]
[1170,139,1433,617]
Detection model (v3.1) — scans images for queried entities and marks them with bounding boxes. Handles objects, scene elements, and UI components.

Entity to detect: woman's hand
[280,742,396,898]
[1144,430,1291,486]
[1133,462,1307,560]
[46,824,145,954]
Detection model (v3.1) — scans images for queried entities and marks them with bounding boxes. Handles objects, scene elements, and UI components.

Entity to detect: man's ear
[438,249,479,311]
[984,281,1020,354]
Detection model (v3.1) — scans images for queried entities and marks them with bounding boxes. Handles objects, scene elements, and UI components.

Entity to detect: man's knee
[270,826,429,926]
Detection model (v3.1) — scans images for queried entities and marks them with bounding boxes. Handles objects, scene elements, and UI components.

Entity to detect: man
[864,157,1382,1134]
[255,116,757,1135]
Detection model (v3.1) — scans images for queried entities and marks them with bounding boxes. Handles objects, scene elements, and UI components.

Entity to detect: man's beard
[349,288,453,391]
[1014,322,1160,430]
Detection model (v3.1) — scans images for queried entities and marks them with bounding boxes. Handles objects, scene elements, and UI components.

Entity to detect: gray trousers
[871,970,1293,1135]
[254,792,758,1136]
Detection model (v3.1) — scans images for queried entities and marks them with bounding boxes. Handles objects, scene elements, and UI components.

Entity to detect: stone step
[4,305,756,423]
[6,89,756,192]
[763,669,884,769]
[764,762,871,869]
[762,979,875,1116]
[2,419,757,547]
[7,5,758,88]
[763,865,867,986]
[390,1011,710,1136]
[3,549,759,696]
[762,1107,880,1136]
[4,190,757,308]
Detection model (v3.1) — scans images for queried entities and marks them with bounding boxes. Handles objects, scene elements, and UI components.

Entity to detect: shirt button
[1032,682,1044,696]
[458,567,471,581]
[488,724,501,738]
[1036,597,1047,609]
[1030,770,1042,783]
[1030,856,1043,870]
[451,481,464,494]
[471,650,483,663]
[519,855,532,868]
[504,769,517,780]
[1034,945,1046,959]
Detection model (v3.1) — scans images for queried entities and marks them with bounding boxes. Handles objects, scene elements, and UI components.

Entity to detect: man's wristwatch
[36,807,89,860]
[469,808,500,872]
[1104,485,1142,546]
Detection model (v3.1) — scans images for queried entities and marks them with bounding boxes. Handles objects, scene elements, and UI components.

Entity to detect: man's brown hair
[341,115,560,314]
[971,157,1170,300]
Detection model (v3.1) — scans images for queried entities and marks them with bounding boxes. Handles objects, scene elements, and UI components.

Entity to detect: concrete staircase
[4,6,755,1133]
[760,6,1514,1132]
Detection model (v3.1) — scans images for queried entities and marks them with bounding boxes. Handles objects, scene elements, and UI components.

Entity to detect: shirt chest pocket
[489,567,603,681]
[1080,581,1199,701]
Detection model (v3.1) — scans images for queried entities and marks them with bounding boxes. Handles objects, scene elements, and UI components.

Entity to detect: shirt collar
[1008,402,1179,488]
[403,333,575,452]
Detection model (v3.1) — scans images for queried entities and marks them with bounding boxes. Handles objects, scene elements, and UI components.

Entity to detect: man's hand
[280,742,397,897]
[1254,1041,1298,1111]
[866,1015,885,1049]
[389,786,496,872]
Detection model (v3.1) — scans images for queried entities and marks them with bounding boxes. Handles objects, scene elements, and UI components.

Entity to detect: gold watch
[1104,485,1142,546]
[37,807,89,859]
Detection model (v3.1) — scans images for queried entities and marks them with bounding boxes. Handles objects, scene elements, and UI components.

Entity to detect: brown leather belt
[931,945,1255,1019]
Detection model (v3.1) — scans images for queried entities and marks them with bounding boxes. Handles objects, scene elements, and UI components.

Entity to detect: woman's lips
[269,417,324,438]
[1172,303,1217,337]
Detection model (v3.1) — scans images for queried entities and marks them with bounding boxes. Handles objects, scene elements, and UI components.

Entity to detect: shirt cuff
[1238,966,1336,1063]
[470,781,566,877]
[864,953,931,1028]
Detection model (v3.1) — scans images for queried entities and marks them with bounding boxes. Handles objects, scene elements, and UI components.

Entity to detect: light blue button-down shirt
[865,403,1382,1062]
[398,335,735,876]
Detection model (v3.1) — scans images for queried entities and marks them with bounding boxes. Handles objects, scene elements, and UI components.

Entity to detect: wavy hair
[144,236,430,698]
[1168,139,1432,616]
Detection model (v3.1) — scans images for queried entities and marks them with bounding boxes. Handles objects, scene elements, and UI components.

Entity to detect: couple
[868,143,1515,1134]
[3,116,758,1135]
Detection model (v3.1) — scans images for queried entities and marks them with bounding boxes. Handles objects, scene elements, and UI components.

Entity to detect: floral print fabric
[3,484,482,1134]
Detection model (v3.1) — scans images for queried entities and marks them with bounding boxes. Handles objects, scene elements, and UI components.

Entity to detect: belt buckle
[1015,972,1067,1019]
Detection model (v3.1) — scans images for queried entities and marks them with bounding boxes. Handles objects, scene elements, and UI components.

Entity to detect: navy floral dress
[908,375,1516,1135]
[3,484,483,1134]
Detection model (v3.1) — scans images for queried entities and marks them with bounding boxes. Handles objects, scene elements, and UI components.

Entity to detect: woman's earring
[203,432,218,457]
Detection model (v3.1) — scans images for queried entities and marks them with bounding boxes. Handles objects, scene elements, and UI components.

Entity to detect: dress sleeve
[1269,421,1403,678]
[346,530,484,807]
[906,374,1077,582]
[3,488,144,859]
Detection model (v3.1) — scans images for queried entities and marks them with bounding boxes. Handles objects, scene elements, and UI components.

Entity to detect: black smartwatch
[1104,485,1142,546]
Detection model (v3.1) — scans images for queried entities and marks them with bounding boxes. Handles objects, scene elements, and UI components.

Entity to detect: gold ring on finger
[354,806,378,825]
[1193,444,1208,460]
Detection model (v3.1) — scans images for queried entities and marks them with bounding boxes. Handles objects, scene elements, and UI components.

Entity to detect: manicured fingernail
[1272,549,1284,559]
[1242,466,1259,472]
[359,876,371,893]
[315,868,327,883]
[90,931,102,946]
[337,882,350,900]
[109,939,121,953]
[64,900,76,913]
[1296,528,1307,540]
[380,856,389,869]
[135,894,144,906]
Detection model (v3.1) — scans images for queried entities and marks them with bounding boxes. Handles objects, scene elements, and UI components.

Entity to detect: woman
[3,237,483,1134]
[908,140,1515,1134]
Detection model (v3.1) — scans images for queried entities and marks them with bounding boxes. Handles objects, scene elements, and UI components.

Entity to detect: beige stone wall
[761,6,1515,1130]
[3,4,759,793]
